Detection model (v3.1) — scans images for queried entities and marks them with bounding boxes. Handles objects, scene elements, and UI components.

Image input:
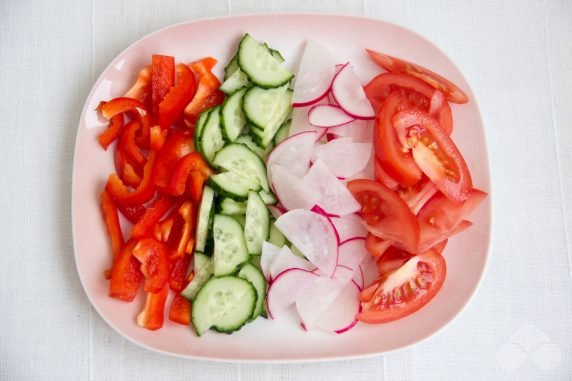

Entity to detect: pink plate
[72,13,491,362]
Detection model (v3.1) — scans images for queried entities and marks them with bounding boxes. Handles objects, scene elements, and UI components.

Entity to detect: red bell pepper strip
[188,171,205,203]
[152,132,194,192]
[169,254,191,292]
[122,162,142,188]
[137,283,169,331]
[117,203,147,224]
[119,119,146,167]
[184,57,224,125]
[124,65,151,104]
[114,145,142,188]
[100,97,147,120]
[109,239,143,301]
[98,114,124,150]
[106,153,157,206]
[169,294,191,325]
[168,152,213,196]
[150,125,167,152]
[132,237,170,293]
[154,218,174,242]
[100,190,124,259]
[157,64,197,129]
[152,55,175,118]
[131,197,172,239]
[171,201,195,260]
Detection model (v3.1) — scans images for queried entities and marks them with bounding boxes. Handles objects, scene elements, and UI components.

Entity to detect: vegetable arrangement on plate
[96,33,486,336]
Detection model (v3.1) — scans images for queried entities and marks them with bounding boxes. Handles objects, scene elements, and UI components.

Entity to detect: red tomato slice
[365,73,435,113]
[366,49,469,104]
[374,91,423,187]
[358,250,446,324]
[374,160,399,190]
[365,233,392,260]
[152,132,194,192]
[398,177,438,215]
[376,239,448,277]
[392,110,473,202]
[348,179,419,253]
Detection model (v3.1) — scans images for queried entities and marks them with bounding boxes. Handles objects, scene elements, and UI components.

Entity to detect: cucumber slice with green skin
[238,34,293,88]
[243,86,292,147]
[220,197,247,215]
[238,263,267,319]
[224,54,240,80]
[268,223,288,247]
[220,69,251,95]
[235,135,273,159]
[263,43,285,63]
[213,214,249,276]
[212,143,270,193]
[273,119,291,146]
[208,172,261,201]
[181,252,213,301]
[221,89,247,142]
[232,214,246,228]
[194,108,212,148]
[198,106,225,165]
[244,191,270,255]
[192,276,256,336]
[195,186,215,253]
[259,189,277,205]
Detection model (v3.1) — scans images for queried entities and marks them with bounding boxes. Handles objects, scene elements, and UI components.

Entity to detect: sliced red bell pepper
[154,218,174,242]
[119,119,146,167]
[152,55,175,119]
[100,97,147,120]
[109,239,143,301]
[188,171,205,203]
[98,114,124,150]
[124,65,151,104]
[169,254,191,292]
[168,152,213,196]
[122,162,142,188]
[106,153,157,206]
[135,112,152,149]
[157,64,197,128]
[117,203,147,224]
[114,144,142,188]
[169,294,191,326]
[100,190,124,259]
[131,197,172,239]
[170,201,195,260]
[132,237,170,293]
[150,125,168,152]
[137,283,169,331]
[152,132,194,192]
[184,57,224,125]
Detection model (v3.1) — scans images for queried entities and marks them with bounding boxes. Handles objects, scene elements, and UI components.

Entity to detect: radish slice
[346,146,375,181]
[310,205,341,245]
[355,265,365,289]
[275,209,339,277]
[332,214,367,243]
[337,237,368,271]
[328,118,372,143]
[333,264,355,284]
[308,104,355,128]
[267,205,286,219]
[295,276,346,329]
[271,165,320,211]
[360,254,379,287]
[331,63,375,120]
[267,131,317,186]
[292,41,335,107]
[312,139,372,179]
[303,159,361,216]
[261,241,281,281]
[270,246,315,280]
[266,268,319,319]
[315,281,360,333]
[290,106,328,140]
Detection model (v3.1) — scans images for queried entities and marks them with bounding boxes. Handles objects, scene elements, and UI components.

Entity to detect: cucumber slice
[220,69,251,95]
[263,43,285,63]
[244,191,270,255]
[273,119,291,146]
[243,86,292,147]
[213,214,249,276]
[235,135,273,159]
[238,263,267,319]
[268,223,287,247]
[237,34,293,88]
[212,143,269,192]
[208,172,260,201]
[221,88,247,142]
[192,276,255,336]
[194,108,212,148]
[250,254,262,270]
[224,54,240,80]
[198,106,225,165]
[232,214,246,228]
[195,186,215,253]
[220,197,247,215]
[181,252,213,301]
[259,189,277,205]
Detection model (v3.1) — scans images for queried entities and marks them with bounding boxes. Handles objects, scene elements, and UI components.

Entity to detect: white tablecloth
[1,0,571,380]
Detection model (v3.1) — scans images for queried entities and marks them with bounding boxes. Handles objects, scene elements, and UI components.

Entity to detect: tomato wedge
[365,233,391,260]
[376,239,448,276]
[358,250,446,324]
[397,177,438,215]
[348,179,419,253]
[365,49,469,104]
[374,91,422,187]
[374,160,399,190]
[365,73,435,113]
[392,110,472,202]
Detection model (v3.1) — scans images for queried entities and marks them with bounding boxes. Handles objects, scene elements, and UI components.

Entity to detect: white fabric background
[1,0,571,380]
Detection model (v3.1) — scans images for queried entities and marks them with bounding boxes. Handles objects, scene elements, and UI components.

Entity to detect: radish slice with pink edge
[260,241,281,281]
[360,254,380,287]
[267,205,286,219]
[337,237,368,271]
[295,276,346,329]
[267,131,317,185]
[310,205,341,245]
[332,214,368,243]
[266,268,319,319]
[308,104,356,128]
[346,147,376,182]
[275,209,339,277]
[331,62,375,120]
[355,265,365,289]
[292,40,335,107]
[290,105,328,141]
[269,245,315,281]
[311,139,372,179]
[315,280,361,334]
[303,159,361,217]
[271,165,320,211]
[328,119,373,143]
[332,264,356,285]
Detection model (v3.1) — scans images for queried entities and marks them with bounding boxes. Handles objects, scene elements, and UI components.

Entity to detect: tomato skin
[348,179,419,253]
[365,49,469,104]
[374,160,399,190]
[392,110,473,202]
[374,91,423,187]
[365,233,392,260]
[365,73,435,113]
[358,250,446,324]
